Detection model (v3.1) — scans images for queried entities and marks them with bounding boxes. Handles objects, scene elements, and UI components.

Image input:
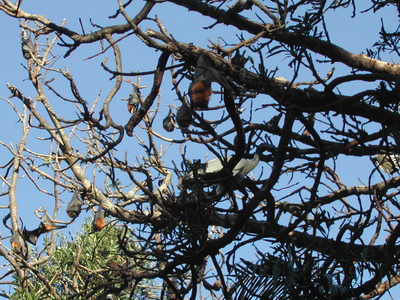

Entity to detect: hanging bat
[66,191,83,219]
[163,109,175,132]
[176,104,193,129]
[11,233,25,255]
[20,28,36,60]
[231,50,248,68]
[92,208,107,232]
[3,214,26,255]
[189,55,214,110]
[123,86,141,114]
[265,113,282,129]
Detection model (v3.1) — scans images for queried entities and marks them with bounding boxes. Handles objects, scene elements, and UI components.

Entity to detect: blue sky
[0,0,399,298]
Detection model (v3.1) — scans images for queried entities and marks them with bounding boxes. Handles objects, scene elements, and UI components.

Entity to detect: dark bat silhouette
[231,50,248,68]
[162,109,175,132]
[66,191,83,219]
[176,104,193,129]
[22,215,66,245]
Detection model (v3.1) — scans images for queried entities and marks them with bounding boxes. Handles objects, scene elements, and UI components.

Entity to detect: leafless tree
[0,0,400,299]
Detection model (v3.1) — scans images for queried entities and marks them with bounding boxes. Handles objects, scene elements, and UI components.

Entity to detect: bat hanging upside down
[92,208,107,232]
[189,79,212,110]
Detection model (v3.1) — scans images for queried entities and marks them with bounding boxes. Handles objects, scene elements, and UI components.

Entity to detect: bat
[92,208,107,232]
[22,215,66,245]
[66,191,83,219]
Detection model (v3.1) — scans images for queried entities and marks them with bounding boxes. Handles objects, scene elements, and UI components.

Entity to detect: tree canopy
[11,222,155,299]
[0,0,400,299]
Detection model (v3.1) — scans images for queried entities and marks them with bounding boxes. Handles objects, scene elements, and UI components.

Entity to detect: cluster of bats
[21,25,247,132]
[121,52,247,132]
[15,23,248,254]
[7,191,107,255]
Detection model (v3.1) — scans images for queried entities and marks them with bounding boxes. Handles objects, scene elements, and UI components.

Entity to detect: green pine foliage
[11,221,155,300]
